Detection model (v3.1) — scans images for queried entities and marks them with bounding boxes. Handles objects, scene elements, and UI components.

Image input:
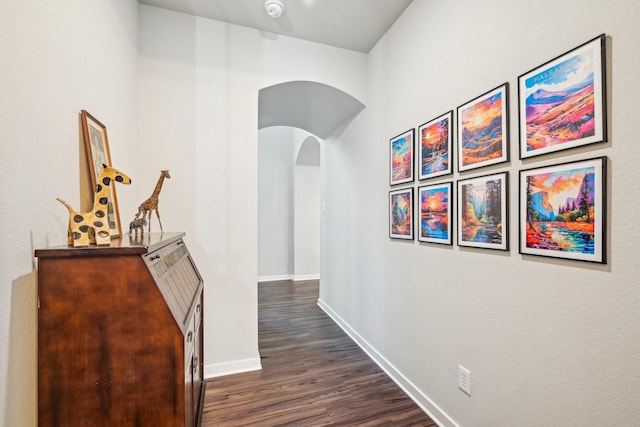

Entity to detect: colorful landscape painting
[458,85,508,171]
[418,183,451,244]
[389,189,413,239]
[458,173,508,250]
[419,112,451,179]
[520,157,605,262]
[390,129,414,185]
[519,35,605,158]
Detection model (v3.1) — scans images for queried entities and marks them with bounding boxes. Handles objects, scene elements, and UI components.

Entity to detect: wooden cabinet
[35,232,204,427]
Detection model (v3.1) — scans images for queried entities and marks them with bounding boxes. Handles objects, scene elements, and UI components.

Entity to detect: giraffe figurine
[135,170,170,232]
[57,164,132,247]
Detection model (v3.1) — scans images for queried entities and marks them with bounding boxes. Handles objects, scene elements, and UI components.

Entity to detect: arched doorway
[257,81,364,282]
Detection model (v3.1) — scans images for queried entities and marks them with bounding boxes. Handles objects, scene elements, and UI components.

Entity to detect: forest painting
[418,111,452,179]
[390,129,414,185]
[519,34,606,158]
[389,188,413,240]
[520,157,606,263]
[457,84,509,171]
[457,172,508,250]
[418,183,452,245]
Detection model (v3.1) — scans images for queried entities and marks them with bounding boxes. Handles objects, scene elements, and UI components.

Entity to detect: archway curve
[258,81,365,139]
[295,136,320,166]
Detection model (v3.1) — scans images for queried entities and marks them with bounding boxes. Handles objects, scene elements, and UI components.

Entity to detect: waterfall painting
[457,172,508,250]
[418,111,452,180]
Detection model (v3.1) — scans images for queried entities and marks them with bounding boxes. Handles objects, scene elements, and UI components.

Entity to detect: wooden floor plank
[201,280,437,426]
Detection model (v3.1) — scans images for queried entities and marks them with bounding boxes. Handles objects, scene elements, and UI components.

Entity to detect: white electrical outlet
[458,365,471,395]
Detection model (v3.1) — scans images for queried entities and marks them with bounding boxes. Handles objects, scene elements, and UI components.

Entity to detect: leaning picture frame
[389,187,414,240]
[457,83,509,172]
[457,172,508,251]
[418,111,453,180]
[81,110,123,238]
[518,34,607,159]
[389,129,415,186]
[418,182,452,245]
[519,156,606,263]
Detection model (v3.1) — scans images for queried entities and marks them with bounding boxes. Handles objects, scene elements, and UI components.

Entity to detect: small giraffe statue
[135,170,170,232]
[57,164,132,247]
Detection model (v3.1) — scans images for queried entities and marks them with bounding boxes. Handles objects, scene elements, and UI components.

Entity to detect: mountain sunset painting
[418,183,451,244]
[519,35,605,158]
[520,157,605,263]
[457,84,508,171]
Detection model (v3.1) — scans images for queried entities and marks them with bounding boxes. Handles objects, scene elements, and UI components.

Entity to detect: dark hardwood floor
[201,280,437,426]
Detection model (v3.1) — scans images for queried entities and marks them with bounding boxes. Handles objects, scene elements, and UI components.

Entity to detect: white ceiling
[139,0,413,53]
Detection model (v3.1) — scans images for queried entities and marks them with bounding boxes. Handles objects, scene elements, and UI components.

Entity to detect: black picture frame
[389,129,415,186]
[389,187,414,240]
[457,171,509,251]
[418,182,453,245]
[418,111,453,180]
[519,156,606,263]
[457,83,509,172]
[518,34,607,159]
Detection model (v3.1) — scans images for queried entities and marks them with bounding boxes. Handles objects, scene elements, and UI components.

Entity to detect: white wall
[138,4,367,377]
[258,127,295,281]
[7,2,636,425]
[294,136,321,280]
[320,0,640,425]
[0,1,139,424]
[257,128,321,282]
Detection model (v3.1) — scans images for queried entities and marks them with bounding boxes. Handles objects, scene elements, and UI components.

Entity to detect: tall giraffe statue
[57,164,132,247]
[135,170,170,232]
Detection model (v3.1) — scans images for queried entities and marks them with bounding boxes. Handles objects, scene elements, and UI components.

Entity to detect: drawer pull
[187,331,193,342]
[196,304,201,313]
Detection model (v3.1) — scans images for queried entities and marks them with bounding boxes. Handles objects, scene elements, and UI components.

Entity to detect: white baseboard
[204,356,262,379]
[317,298,458,427]
[293,274,320,281]
[258,274,293,283]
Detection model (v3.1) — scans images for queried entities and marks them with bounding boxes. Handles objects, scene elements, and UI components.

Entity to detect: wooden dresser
[35,232,204,427]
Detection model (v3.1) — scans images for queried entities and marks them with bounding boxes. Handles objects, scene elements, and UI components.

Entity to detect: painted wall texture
[320,0,640,425]
[0,1,139,425]
[2,0,639,425]
[138,4,367,377]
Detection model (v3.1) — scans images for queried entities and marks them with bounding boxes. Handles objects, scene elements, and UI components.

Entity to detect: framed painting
[389,187,414,240]
[457,172,508,250]
[519,156,606,263]
[390,129,415,185]
[518,34,607,159]
[418,111,452,180]
[457,83,509,172]
[418,182,452,245]
[81,110,123,238]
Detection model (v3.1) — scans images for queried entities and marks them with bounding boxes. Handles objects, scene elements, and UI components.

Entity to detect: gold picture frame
[81,110,123,238]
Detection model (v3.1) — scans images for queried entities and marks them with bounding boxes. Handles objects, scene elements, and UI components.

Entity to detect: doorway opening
[257,81,365,283]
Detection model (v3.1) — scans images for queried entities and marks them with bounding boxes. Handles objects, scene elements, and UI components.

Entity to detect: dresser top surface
[35,232,186,258]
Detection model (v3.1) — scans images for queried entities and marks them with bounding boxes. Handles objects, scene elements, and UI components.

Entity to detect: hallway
[201,280,436,426]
